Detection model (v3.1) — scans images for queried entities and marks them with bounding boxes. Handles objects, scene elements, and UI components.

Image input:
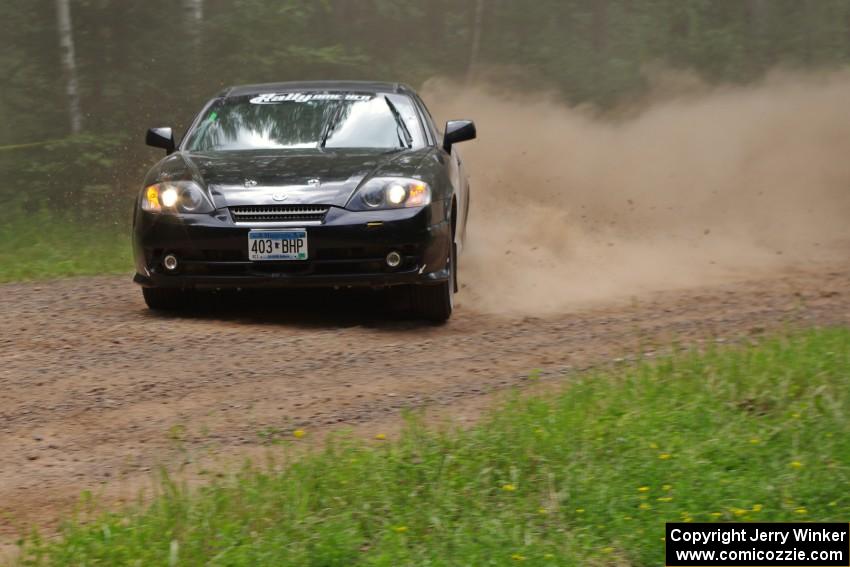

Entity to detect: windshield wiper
[384,96,413,149]
[319,102,345,149]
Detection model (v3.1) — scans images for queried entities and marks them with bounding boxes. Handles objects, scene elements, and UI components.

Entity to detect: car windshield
[183,92,426,151]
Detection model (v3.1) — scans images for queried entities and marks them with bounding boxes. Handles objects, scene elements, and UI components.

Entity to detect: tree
[55,0,82,134]
[467,0,485,82]
[184,0,204,54]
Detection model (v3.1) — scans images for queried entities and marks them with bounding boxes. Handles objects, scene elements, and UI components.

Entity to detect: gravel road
[1,263,848,539]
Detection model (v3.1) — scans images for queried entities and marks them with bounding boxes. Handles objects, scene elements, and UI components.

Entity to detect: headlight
[141,181,214,214]
[348,177,431,211]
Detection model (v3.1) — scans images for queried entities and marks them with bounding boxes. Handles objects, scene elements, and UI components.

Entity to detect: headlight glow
[387,184,407,205]
[348,177,431,211]
[161,187,179,208]
[141,181,214,214]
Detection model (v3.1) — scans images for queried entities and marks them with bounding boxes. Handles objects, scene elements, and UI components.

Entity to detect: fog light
[385,251,402,268]
[163,254,179,271]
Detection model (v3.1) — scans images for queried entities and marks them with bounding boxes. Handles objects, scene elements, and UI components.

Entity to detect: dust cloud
[422,71,850,315]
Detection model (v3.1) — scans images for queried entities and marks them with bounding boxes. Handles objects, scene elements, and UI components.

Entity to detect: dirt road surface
[1,263,849,543]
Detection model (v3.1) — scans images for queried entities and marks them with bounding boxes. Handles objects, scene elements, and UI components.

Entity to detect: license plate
[248,229,308,261]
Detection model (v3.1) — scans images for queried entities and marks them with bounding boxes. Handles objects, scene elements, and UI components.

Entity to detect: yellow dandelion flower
[639,503,652,511]
[575,508,585,513]
[538,508,549,515]
[393,525,408,533]
[731,507,746,517]
[502,484,517,492]
[374,433,386,440]
[293,429,305,439]
[749,438,761,445]
[659,453,672,460]
[790,460,803,469]
[511,553,526,561]
[662,484,672,491]
[710,512,722,518]
[795,507,808,515]
[752,504,763,512]
[602,547,615,554]
[638,486,650,492]
[657,496,673,502]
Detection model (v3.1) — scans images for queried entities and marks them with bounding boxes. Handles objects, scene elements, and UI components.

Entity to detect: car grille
[229,205,330,224]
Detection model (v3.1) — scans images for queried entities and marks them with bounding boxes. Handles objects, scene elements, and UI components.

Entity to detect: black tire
[412,281,452,322]
[142,287,188,311]
[412,238,455,323]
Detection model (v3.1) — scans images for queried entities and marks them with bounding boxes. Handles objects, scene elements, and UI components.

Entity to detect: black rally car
[134,81,475,321]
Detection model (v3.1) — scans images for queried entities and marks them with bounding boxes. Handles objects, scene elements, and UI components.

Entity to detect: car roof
[220,81,413,98]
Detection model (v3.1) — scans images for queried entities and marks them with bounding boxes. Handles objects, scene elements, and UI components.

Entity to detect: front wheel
[411,281,452,322]
[142,287,191,311]
[411,239,455,323]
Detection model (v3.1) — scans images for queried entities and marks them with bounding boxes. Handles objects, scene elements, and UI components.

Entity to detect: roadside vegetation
[17,328,850,566]
[0,211,131,282]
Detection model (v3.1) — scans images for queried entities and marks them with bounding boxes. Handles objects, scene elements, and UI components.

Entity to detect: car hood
[152,149,431,208]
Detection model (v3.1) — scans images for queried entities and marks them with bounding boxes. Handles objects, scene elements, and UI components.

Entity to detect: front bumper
[132,204,450,289]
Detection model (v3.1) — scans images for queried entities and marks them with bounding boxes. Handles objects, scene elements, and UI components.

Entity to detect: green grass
[0,212,131,282]
[16,329,850,566]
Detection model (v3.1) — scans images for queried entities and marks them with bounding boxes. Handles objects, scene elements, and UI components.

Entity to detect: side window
[413,95,439,146]
[180,97,222,150]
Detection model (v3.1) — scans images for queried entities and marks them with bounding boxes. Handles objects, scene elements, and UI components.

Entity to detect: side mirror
[146,127,175,154]
[442,120,476,152]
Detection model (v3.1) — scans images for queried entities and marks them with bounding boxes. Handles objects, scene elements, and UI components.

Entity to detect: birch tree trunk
[184,0,204,53]
[56,0,82,134]
[466,0,484,83]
